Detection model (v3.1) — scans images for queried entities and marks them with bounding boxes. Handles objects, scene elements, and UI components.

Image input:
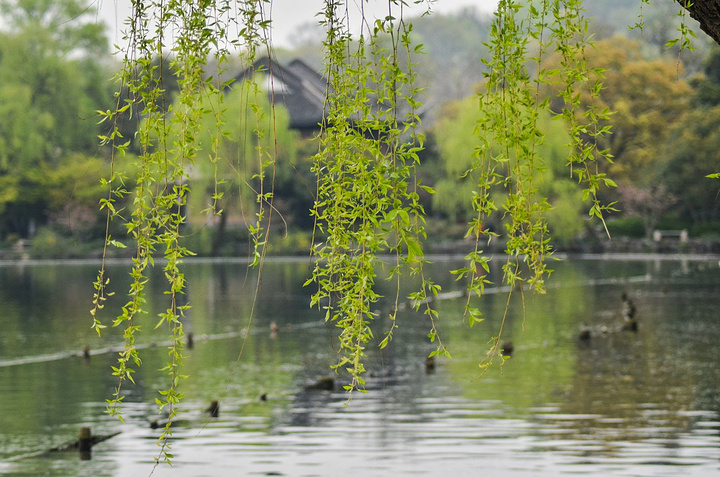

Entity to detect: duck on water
[579,291,639,340]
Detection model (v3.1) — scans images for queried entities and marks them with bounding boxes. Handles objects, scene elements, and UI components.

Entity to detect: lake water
[1,255,720,476]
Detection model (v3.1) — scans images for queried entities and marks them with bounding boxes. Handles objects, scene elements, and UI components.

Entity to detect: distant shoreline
[1,248,719,266]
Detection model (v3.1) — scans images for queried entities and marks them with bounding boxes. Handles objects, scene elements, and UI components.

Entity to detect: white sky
[94,0,499,48]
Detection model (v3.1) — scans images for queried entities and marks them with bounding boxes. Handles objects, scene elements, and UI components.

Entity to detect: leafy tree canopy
[0,0,108,56]
[542,36,691,186]
[0,0,112,240]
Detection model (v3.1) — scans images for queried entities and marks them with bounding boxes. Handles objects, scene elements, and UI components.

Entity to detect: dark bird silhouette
[501,341,514,357]
[206,400,220,418]
[425,355,436,373]
[621,292,638,331]
[621,292,636,319]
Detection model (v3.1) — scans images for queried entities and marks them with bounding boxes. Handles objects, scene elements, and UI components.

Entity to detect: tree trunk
[211,211,227,257]
[678,0,720,45]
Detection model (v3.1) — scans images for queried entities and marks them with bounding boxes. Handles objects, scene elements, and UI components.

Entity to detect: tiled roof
[233,57,327,131]
[231,57,431,131]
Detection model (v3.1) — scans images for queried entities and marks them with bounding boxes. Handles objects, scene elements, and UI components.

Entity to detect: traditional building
[232,57,326,135]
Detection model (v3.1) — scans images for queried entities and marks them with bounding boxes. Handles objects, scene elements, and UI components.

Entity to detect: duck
[621,292,636,319]
[425,355,436,373]
[501,341,514,357]
[206,400,220,417]
[621,292,638,332]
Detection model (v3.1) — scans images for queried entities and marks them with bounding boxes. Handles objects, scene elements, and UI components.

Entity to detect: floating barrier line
[0,274,662,368]
[412,274,653,307]
[0,320,327,369]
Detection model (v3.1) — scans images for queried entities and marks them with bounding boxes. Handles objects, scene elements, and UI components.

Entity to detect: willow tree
[681,0,720,44]
[89,0,713,465]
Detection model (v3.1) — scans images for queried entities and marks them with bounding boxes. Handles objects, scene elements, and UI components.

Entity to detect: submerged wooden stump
[77,427,92,454]
[48,427,120,461]
[304,377,335,391]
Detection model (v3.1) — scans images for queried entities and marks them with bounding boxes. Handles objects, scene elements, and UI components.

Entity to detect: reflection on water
[1,256,720,476]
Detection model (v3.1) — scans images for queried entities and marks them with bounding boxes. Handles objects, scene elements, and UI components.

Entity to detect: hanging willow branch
[309,0,444,396]
[91,0,276,465]
[90,0,619,463]
[454,0,615,369]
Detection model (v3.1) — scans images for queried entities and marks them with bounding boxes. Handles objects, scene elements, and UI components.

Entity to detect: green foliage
[309,2,445,395]
[0,154,106,241]
[606,216,646,238]
[0,38,101,162]
[92,0,720,462]
[0,0,109,159]
[168,84,298,228]
[0,0,108,56]
[689,220,720,239]
[539,174,586,243]
[659,104,720,224]
[546,36,691,186]
[267,229,313,255]
[0,83,53,171]
[0,0,113,241]
[92,0,620,416]
[29,227,72,258]
[432,98,585,241]
[692,47,720,107]
[445,0,617,368]
[92,0,284,465]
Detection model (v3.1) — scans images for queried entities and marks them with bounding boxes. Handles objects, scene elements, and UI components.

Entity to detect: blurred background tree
[0,0,114,247]
[2,0,720,254]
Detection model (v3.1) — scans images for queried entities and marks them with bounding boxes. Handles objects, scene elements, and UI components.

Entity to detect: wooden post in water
[78,427,92,460]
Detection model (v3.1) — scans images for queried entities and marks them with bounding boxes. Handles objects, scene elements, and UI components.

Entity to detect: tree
[431,97,586,242]
[0,0,107,56]
[92,1,720,464]
[0,33,101,162]
[0,0,112,240]
[541,36,691,186]
[0,0,111,148]
[0,153,106,243]
[659,105,720,225]
[679,0,720,45]
[617,184,678,238]
[691,46,720,106]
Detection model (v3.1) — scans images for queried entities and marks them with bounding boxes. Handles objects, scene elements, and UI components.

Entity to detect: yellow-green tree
[543,36,691,186]
[432,97,585,242]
